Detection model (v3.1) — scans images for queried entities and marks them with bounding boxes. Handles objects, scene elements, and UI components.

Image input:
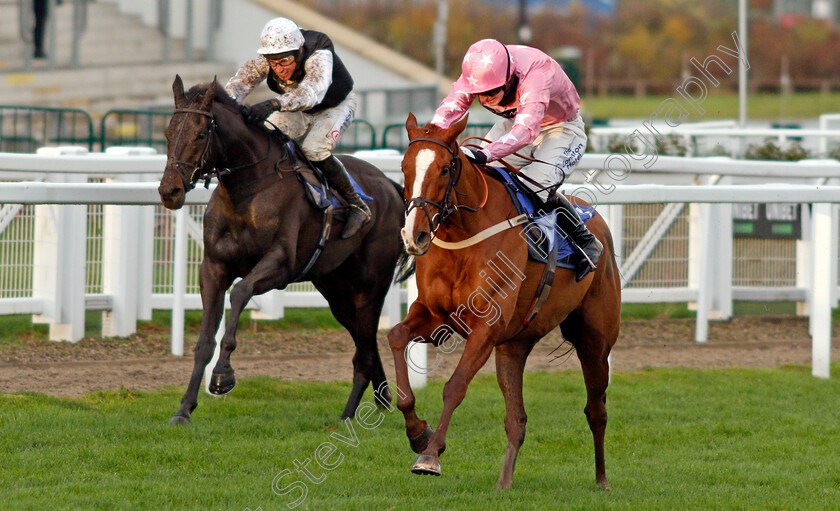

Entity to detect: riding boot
[314,155,371,239]
[549,193,603,281]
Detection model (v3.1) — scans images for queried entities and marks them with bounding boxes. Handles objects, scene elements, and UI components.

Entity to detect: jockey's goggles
[266,52,297,67]
[477,86,504,97]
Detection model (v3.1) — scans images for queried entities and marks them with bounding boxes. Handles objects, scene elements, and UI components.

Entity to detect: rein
[169,107,273,190]
[405,136,489,237]
[460,135,566,191]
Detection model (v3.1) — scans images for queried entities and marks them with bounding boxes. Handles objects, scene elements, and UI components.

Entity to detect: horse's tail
[388,178,416,284]
[393,248,416,284]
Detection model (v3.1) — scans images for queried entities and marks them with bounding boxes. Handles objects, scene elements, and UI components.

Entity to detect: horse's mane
[184,80,241,113]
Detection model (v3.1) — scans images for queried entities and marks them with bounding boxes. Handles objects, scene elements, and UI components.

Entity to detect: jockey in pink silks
[431,39,602,281]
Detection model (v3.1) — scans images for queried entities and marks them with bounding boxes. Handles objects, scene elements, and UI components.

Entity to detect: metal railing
[100,109,173,152]
[1,105,404,153]
[0,105,94,152]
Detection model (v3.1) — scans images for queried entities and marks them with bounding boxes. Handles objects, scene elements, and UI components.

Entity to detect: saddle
[267,134,372,282]
[483,166,596,270]
[279,138,372,222]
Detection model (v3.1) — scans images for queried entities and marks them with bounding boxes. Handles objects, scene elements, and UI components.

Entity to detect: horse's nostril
[415,231,430,247]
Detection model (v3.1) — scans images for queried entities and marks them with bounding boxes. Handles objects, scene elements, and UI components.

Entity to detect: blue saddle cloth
[485,166,596,267]
[287,141,373,209]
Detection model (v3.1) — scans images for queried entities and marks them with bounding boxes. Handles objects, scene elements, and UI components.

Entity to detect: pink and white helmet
[257,17,304,55]
[459,39,513,94]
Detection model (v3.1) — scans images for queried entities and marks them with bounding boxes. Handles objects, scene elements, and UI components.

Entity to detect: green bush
[829,143,840,161]
[744,138,811,161]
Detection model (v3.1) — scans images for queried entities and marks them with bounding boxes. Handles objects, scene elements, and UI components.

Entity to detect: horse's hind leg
[170,259,231,424]
[316,276,391,419]
[209,250,290,395]
[561,310,613,490]
[494,339,535,489]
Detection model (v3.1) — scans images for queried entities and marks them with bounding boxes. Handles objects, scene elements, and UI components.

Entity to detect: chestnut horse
[158,76,410,424]
[387,113,621,489]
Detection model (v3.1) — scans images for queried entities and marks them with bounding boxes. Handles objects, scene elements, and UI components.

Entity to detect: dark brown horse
[387,113,621,489]
[158,76,410,424]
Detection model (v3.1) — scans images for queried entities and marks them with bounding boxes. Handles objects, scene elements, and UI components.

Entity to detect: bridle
[405,137,488,236]
[168,106,272,190]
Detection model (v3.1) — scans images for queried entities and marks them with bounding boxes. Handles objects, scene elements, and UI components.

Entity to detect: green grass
[2,367,839,510]
[583,92,840,121]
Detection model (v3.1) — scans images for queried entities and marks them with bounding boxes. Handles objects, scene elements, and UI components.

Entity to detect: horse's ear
[199,81,215,110]
[442,114,469,144]
[405,112,418,132]
[173,75,185,107]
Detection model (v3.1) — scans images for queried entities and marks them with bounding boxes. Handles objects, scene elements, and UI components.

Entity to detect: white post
[712,184,733,320]
[405,275,427,388]
[31,147,87,342]
[171,208,187,356]
[250,289,285,320]
[379,281,402,329]
[101,178,141,337]
[695,203,713,342]
[687,202,702,310]
[811,203,832,378]
[797,200,813,320]
[104,146,157,326]
[136,202,156,321]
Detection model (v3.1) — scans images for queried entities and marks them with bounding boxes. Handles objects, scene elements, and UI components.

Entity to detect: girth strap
[511,239,559,338]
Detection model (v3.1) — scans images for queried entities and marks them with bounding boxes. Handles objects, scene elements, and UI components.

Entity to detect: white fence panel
[0,148,838,378]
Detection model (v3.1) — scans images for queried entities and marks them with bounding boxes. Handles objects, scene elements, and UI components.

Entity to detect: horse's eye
[197,132,207,140]
[441,165,449,176]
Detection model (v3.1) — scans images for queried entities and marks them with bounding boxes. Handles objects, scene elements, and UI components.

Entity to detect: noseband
[169,108,218,190]
[405,137,486,235]
[168,106,273,190]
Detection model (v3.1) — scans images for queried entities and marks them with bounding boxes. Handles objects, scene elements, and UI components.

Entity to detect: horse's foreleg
[387,302,437,454]
[494,340,534,489]
[170,259,230,424]
[209,250,289,396]
[412,327,495,476]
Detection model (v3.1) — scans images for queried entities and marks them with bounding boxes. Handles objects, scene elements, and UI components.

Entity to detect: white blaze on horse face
[401,148,436,249]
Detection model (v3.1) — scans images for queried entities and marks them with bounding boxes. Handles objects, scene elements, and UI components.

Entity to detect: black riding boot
[315,155,371,239]
[550,194,603,281]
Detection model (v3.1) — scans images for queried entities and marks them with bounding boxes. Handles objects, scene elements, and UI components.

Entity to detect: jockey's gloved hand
[461,147,488,166]
[245,99,280,123]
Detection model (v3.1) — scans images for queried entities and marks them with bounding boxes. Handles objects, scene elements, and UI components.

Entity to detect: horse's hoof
[411,455,441,476]
[168,414,190,425]
[408,425,434,454]
[597,478,611,491]
[208,371,236,395]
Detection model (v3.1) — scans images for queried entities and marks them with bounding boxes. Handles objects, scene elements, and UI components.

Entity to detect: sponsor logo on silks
[330,112,353,146]
[557,139,585,173]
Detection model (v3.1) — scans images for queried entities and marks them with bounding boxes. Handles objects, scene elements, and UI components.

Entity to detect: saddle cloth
[284,142,373,211]
[484,166,597,269]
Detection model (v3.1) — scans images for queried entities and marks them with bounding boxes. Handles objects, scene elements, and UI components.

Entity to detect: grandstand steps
[0,0,237,115]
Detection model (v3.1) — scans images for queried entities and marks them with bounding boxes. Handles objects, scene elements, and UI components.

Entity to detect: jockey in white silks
[224,17,370,239]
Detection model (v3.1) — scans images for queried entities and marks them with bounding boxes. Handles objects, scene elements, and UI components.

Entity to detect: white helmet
[257,17,304,55]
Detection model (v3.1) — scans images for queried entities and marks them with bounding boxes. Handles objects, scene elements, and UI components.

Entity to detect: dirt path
[0,316,835,398]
